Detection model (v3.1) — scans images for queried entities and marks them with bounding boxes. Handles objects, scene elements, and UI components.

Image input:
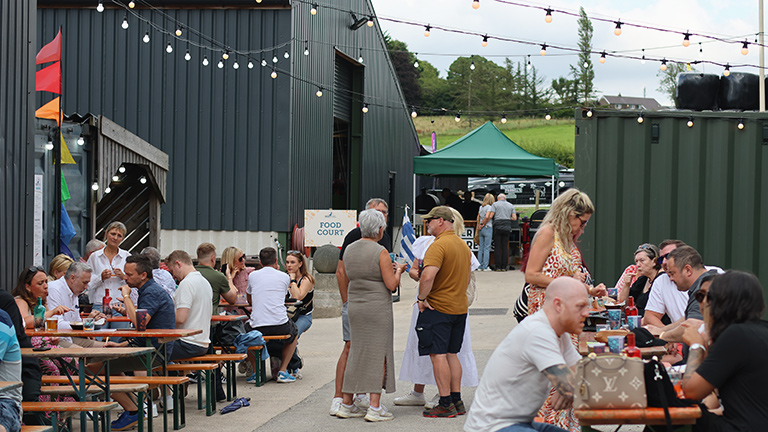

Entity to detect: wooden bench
[575,406,702,431]
[22,401,118,432]
[175,353,247,401]
[42,376,188,430]
[40,385,149,432]
[158,364,218,416]
[21,426,54,432]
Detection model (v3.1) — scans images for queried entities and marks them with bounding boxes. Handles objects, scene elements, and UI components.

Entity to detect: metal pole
[551,175,555,203]
[761,0,765,112]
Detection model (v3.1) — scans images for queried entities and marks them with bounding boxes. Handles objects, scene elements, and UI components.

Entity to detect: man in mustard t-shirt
[417,206,472,419]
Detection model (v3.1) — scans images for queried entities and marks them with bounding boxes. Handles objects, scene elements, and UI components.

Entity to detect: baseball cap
[422,206,454,222]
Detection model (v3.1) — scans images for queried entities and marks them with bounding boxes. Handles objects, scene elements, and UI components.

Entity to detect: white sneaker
[329,397,343,416]
[365,404,394,422]
[354,394,370,409]
[393,390,426,406]
[160,394,174,412]
[335,403,365,418]
[142,403,159,418]
[424,393,440,409]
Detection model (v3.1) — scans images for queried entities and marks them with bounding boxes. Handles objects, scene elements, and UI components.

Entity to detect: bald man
[465,277,589,432]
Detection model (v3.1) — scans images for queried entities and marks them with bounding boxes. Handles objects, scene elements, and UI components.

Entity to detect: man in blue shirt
[88,254,176,431]
[0,308,22,432]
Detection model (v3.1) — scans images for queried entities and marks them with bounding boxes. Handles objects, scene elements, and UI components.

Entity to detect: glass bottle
[33,297,46,331]
[623,332,642,358]
[102,289,112,317]
[625,296,638,317]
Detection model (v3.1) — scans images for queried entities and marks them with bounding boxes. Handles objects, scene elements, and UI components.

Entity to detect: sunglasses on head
[287,250,302,255]
[694,289,708,303]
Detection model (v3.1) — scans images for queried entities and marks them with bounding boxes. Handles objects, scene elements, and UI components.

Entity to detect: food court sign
[304,210,357,247]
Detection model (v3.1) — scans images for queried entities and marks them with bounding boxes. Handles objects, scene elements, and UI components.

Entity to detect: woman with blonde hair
[524,188,605,432]
[475,193,496,271]
[48,254,74,281]
[86,221,131,309]
[220,246,257,304]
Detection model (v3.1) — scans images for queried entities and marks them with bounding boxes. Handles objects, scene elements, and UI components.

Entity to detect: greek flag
[400,209,416,269]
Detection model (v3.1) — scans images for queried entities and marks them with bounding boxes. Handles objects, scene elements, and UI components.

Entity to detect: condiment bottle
[623,332,642,358]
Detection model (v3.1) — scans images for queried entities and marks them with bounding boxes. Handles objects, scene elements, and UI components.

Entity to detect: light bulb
[699,43,703,58]
[367,16,374,27]
[272,56,278,63]
[660,59,667,71]
[414,60,419,68]
[185,50,191,61]
[600,52,606,64]
[686,62,691,71]
[501,114,507,124]
[45,140,54,150]
[77,135,85,146]
[637,113,644,124]
[166,42,173,53]
[316,87,323,97]
[362,104,369,113]
[112,175,119,182]
[96,2,104,12]
[641,49,646,64]
[470,61,475,70]
[92,181,99,191]
[202,56,209,66]
[540,44,547,56]
[118,166,126,173]
[723,64,731,76]
[424,25,431,37]
[358,55,364,63]
[143,32,150,43]
[481,35,488,47]
[614,21,622,36]
[217,60,224,69]
[104,187,111,194]
[233,61,239,69]
[223,51,230,60]
[284,51,289,59]
[545,112,551,121]
[738,119,745,130]
[139,176,147,184]
[261,59,267,67]
[121,16,129,29]
[687,118,694,128]
[248,61,254,69]
[304,48,309,56]
[310,4,317,15]
[128,0,135,8]
[741,41,749,55]
[683,33,690,47]
[586,108,593,118]
[271,70,277,79]
[527,61,532,70]
[411,108,417,118]
[583,61,589,68]
[455,112,461,122]
[544,8,553,23]
[472,0,480,9]
[176,27,182,37]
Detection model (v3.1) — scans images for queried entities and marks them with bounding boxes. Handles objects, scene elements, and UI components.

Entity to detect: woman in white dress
[394,208,479,408]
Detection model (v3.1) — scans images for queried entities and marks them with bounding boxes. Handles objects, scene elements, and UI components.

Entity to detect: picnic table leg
[196,374,203,411]
[255,348,265,387]
[205,369,214,416]
[137,389,145,432]
[78,358,88,432]
[228,360,235,400]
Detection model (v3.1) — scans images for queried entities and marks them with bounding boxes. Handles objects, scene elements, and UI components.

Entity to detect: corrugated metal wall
[37,6,292,231]
[1,0,36,291]
[575,110,768,294]
[290,0,418,222]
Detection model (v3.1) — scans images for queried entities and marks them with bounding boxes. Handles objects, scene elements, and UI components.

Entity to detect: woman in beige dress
[337,209,407,422]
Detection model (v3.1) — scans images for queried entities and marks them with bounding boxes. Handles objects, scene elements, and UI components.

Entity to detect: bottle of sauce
[34,297,46,331]
[625,296,638,317]
[102,289,112,317]
[623,332,642,359]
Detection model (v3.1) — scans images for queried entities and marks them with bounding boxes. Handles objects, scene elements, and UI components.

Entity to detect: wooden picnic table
[575,406,701,431]
[22,347,153,432]
[578,332,667,359]
[0,380,22,392]
[106,315,247,323]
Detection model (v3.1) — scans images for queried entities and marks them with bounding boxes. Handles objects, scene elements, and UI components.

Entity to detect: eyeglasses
[578,216,589,228]
[238,255,245,262]
[694,290,708,303]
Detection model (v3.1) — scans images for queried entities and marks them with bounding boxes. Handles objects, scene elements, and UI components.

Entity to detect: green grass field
[415,117,575,167]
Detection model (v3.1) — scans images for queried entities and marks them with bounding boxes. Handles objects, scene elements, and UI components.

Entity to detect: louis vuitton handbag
[574,353,647,409]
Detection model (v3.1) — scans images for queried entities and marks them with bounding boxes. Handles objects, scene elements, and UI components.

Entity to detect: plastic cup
[83,317,95,331]
[607,335,625,353]
[607,287,618,298]
[627,315,642,330]
[596,323,610,332]
[592,342,606,354]
[607,309,622,329]
[135,309,149,331]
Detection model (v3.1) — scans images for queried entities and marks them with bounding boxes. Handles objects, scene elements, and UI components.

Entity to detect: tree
[551,77,578,105]
[569,7,595,104]
[446,56,510,115]
[417,61,452,112]
[657,62,694,107]
[384,35,421,107]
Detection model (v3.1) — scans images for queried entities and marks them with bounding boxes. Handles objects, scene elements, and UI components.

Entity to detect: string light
[411,107,418,118]
[723,63,731,76]
[233,60,239,69]
[660,59,667,71]
[540,44,547,56]
[217,59,224,69]
[545,110,551,121]
[223,51,230,60]
[248,60,254,69]
[599,51,606,64]
[272,55,278,63]
[77,135,85,146]
[362,103,369,113]
[96,1,104,12]
[143,32,150,43]
[128,0,135,8]
[316,87,323,97]
[455,111,462,122]
[583,60,588,68]
[91,181,99,191]
[472,0,480,10]
[261,59,267,67]
[45,140,54,151]
[304,41,310,56]
[185,50,191,61]
[139,176,147,184]
[501,113,507,123]
[637,113,644,124]
[367,16,374,27]
[284,51,290,59]
[121,15,129,30]
[586,108,593,118]
[358,48,364,63]
[166,42,173,53]
[687,117,694,128]
[641,49,646,64]
[424,25,431,37]
[202,56,209,66]
[310,3,317,15]
[737,119,745,130]
[175,26,183,37]
[526,54,532,70]
[613,21,622,36]
[118,166,126,173]
[104,186,111,194]
[741,41,749,55]
[686,62,691,71]
[271,69,277,79]
[470,60,475,70]
[683,32,691,47]
[544,8,553,23]
[112,174,119,182]
[699,42,703,58]
[481,35,488,47]
[414,59,419,68]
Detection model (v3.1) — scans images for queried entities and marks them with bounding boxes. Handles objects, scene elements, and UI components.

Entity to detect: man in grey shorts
[330,198,392,415]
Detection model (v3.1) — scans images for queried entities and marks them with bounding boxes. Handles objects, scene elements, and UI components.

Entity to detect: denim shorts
[0,398,21,432]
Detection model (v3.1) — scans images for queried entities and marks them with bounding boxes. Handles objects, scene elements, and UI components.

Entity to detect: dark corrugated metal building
[37,0,417,251]
[575,109,768,301]
[1,0,36,291]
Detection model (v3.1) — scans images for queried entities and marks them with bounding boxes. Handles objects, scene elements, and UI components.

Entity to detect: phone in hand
[32,346,51,351]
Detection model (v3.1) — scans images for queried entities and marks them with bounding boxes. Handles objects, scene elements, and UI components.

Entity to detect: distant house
[598,96,662,110]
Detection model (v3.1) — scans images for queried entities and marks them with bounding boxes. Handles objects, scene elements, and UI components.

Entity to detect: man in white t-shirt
[464,277,587,432]
[246,247,298,384]
[165,250,212,361]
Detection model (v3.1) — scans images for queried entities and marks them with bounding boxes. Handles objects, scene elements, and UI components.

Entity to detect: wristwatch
[689,343,706,352]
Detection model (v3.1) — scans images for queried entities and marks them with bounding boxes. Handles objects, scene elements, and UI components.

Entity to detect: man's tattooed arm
[542,364,575,410]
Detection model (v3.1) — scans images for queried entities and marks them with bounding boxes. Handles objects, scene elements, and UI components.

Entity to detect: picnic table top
[575,406,701,425]
[578,331,667,359]
[20,346,154,359]
[25,328,201,339]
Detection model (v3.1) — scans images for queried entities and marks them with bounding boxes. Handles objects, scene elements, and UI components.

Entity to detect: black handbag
[644,357,696,432]
[212,313,246,347]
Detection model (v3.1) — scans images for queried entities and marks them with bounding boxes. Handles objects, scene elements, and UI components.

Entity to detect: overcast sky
[368,0,763,106]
